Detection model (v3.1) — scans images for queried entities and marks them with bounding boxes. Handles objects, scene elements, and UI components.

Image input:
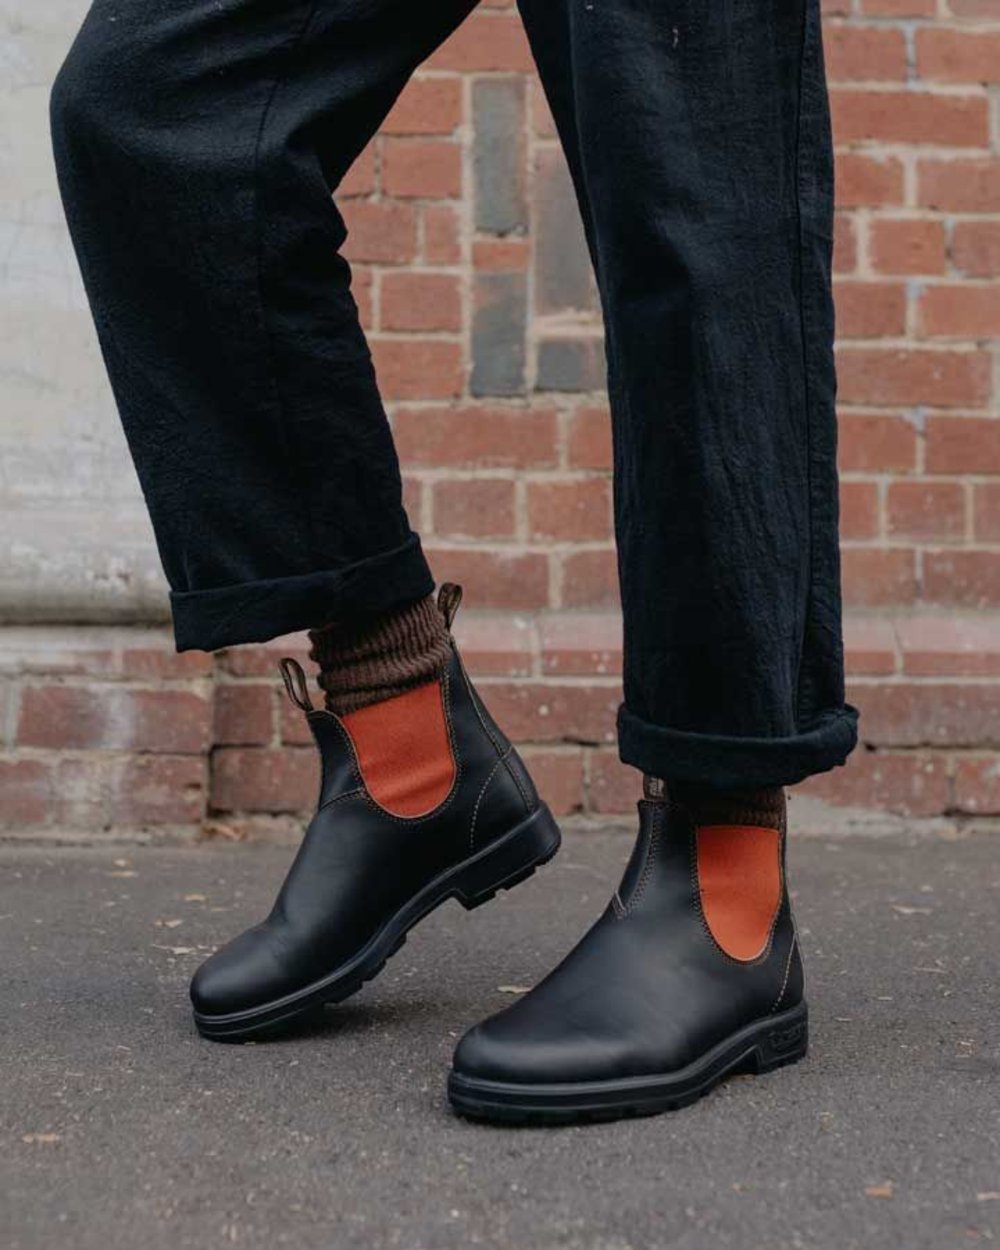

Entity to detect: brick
[433,478,516,539]
[849,681,1000,747]
[211,748,319,813]
[836,347,991,407]
[534,147,595,315]
[841,548,917,606]
[110,755,205,826]
[952,757,1000,815]
[280,700,314,747]
[834,280,907,338]
[382,139,462,199]
[479,681,619,744]
[118,646,213,679]
[918,159,1000,213]
[17,686,211,753]
[886,480,966,541]
[527,479,611,542]
[566,407,612,471]
[352,267,374,329]
[425,547,550,609]
[370,338,462,400]
[839,480,881,540]
[835,153,905,208]
[0,758,51,827]
[539,612,622,676]
[838,413,918,473]
[217,638,311,678]
[825,25,908,82]
[918,284,1000,340]
[392,406,558,468]
[451,613,535,677]
[588,750,642,815]
[916,29,1000,84]
[427,14,534,73]
[843,616,898,675]
[974,483,1000,540]
[860,0,934,14]
[831,89,988,148]
[897,614,1000,676]
[339,145,376,198]
[948,0,1000,13]
[561,550,620,608]
[213,684,273,747]
[536,339,606,392]
[951,221,1000,279]
[869,218,947,276]
[381,273,462,333]
[797,749,948,817]
[471,271,528,396]
[342,201,418,264]
[518,748,585,816]
[833,213,858,274]
[422,204,462,265]
[926,417,1000,474]
[473,77,527,234]
[924,550,1000,608]
[51,757,110,830]
[473,239,531,271]
[383,77,463,135]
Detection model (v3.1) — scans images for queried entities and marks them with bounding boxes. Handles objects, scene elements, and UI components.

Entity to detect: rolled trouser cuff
[617,702,860,789]
[170,534,434,652]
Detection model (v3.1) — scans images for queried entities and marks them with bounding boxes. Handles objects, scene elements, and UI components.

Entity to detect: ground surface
[2,828,998,1250]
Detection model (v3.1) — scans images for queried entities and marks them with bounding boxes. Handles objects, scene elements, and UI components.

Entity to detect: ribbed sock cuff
[308,594,452,716]
[652,778,786,832]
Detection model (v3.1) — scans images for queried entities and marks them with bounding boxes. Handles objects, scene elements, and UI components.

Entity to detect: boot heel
[744,1004,809,1074]
[455,804,562,910]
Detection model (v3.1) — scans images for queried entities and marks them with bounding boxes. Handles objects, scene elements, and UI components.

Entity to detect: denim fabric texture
[50,0,858,787]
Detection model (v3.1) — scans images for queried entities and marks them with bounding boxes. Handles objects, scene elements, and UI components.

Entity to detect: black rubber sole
[193,802,562,1042]
[447,1002,809,1125]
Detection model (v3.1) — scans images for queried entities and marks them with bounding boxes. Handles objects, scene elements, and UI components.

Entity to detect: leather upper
[453,798,803,1085]
[190,645,538,1017]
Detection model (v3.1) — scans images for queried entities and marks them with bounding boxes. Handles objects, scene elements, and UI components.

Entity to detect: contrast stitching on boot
[771,934,798,1013]
[469,751,508,851]
[619,803,661,918]
[317,786,365,814]
[457,654,531,812]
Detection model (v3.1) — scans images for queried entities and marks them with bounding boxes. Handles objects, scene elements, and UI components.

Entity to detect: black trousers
[50,0,858,789]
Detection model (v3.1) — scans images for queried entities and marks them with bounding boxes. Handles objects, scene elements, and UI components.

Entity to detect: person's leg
[50,0,457,651]
[449,0,856,1123]
[50,1,561,1040]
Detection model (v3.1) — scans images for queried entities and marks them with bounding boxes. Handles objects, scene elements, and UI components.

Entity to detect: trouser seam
[792,0,816,732]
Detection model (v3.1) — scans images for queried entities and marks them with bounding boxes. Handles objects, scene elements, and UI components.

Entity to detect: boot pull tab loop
[437,582,463,630]
[279,657,314,713]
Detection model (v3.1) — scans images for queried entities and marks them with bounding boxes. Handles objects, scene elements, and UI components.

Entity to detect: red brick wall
[1,0,998,838]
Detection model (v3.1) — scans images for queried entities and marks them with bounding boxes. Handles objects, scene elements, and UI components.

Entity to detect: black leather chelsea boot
[448,780,806,1123]
[191,585,561,1041]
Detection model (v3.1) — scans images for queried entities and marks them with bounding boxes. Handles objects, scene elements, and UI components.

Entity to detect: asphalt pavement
[2,826,998,1249]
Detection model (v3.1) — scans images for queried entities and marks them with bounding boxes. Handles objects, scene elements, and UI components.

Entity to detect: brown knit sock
[646,777,786,832]
[308,595,452,716]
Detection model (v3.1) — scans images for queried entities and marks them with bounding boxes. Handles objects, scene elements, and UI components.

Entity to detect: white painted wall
[0,1,168,622]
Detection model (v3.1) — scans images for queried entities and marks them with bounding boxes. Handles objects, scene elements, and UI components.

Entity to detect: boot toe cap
[189,926,289,1017]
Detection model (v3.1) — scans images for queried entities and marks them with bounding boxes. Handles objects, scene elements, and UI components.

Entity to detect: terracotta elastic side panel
[695,825,782,961]
[341,678,456,818]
